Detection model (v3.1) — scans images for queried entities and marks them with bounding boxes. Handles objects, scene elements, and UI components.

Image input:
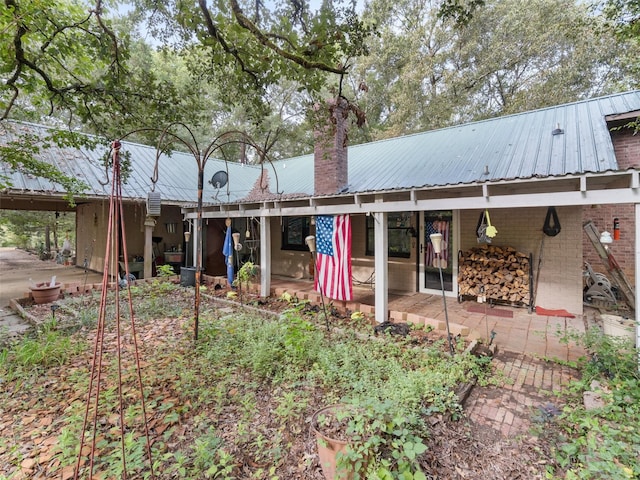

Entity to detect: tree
[599,0,640,43]
[453,0,637,117]
[347,0,638,139]
[1,0,375,194]
[1,0,374,128]
[0,209,75,251]
[348,0,464,139]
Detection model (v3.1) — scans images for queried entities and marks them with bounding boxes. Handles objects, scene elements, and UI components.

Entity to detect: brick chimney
[314,97,349,196]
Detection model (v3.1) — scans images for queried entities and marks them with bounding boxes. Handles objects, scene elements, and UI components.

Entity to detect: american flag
[315,214,352,301]
[425,220,450,268]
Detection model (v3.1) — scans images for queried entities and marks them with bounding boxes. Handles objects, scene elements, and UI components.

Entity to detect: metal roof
[2,90,639,206]
[262,90,640,199]
[0,122,263,205]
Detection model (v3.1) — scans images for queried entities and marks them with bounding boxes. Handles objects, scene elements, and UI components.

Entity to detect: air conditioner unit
[147,191,161,216]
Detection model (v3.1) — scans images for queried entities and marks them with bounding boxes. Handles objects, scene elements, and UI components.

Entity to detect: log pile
[458,245,531,306]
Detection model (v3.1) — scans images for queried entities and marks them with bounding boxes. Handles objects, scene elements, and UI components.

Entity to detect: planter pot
[311,405,355,480]
[29,282,62,304]
[164,252,184,264]
[180,267,198,287]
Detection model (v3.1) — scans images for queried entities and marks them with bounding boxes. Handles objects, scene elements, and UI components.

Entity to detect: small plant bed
[1,281,636,479]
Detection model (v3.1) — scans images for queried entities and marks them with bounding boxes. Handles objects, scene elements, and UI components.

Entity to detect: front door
[419,210,457,295]
[204,218,228,276]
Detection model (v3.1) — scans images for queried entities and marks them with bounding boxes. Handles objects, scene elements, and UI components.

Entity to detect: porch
[267,276,590,364]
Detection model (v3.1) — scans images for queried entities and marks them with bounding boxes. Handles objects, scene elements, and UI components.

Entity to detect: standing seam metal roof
[2,90,639,204]
[0,122,264,204]
[264,90,640,198]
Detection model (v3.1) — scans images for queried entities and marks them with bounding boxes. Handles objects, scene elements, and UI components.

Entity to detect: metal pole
[437,252,455,356]
[194,165,203,341]
[312,251,330,331]
[305,235,330,330]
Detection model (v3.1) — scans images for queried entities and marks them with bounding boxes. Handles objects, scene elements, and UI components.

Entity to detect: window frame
[281,216,312,251]
[365,212,413,258]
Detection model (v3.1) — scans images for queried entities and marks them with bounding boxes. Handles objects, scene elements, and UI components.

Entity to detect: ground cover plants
[0,280,490,479]
[545,329,640,479]
[0,279,637,479]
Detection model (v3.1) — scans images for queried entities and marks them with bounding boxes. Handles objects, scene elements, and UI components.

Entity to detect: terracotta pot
[311,405,355,480]
[29,282,62,304]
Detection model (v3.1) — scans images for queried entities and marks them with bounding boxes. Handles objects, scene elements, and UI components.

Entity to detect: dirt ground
[0,247,578,479]
[0,247,103,308]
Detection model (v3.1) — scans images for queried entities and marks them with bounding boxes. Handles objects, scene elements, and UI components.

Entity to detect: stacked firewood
[458,245,531,305]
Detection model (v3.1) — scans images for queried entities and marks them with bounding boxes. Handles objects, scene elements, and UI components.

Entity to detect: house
[0,121,258,278]
[1,92,639,342]
[185,92,640,330]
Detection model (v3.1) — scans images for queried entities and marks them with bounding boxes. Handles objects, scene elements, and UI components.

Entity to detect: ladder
[583,221,635,311]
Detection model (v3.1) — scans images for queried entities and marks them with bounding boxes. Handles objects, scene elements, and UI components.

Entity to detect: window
[366,213,413,258]
[281,216,311,251]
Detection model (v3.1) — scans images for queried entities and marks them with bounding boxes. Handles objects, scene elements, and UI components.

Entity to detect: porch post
[635,204,640,353]
[374,211,388,323]
[260,215,271,297]
[143,217,156,279]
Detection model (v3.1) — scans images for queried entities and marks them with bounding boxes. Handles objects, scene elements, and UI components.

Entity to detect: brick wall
[460,206,584,314]
[582,204,634,287]
[611,128,640,169]
[581,125,639,288]
[314,98,349,196]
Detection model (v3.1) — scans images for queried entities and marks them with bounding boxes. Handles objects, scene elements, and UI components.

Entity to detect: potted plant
[311,401,429,480]
[30,281,62,304]
[311,404,359,480]
[233,261,258,302]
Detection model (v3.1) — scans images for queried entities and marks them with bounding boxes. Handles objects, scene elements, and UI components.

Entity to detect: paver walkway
[465,351,580,437]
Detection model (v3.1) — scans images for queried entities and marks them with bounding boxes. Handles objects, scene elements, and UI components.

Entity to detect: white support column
[635,204,640,352]
[260,215,271,297]
[143,217,156,279]
[191,222,198,272]
[374,211,388,323]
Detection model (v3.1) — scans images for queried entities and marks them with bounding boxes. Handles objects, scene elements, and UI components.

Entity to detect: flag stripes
[315,214,352,301]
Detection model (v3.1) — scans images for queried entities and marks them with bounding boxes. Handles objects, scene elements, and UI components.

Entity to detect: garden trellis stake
[74,141,155,480]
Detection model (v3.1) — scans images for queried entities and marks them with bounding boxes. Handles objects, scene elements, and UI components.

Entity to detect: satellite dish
[209,170,228,189]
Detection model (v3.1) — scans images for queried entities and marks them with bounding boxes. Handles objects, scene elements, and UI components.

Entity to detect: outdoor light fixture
[600,231,613,246]
[430,232,443,254]
[184,231,191,243]
[232,232,242,251]
[429,232,455,356]
[50,303,59,322]
[305,235,317,253]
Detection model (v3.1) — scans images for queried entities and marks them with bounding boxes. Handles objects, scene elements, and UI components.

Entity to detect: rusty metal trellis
[74,141,155,479]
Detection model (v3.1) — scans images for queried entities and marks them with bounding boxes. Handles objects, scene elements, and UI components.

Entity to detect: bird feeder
[147,191,161,216]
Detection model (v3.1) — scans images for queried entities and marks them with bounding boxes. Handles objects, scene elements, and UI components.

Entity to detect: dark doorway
[205,218,227,276]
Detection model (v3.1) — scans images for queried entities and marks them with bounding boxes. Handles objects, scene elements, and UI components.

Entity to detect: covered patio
[266,276,590,364]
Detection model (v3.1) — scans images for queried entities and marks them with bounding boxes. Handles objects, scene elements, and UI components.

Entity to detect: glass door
[419,211,456,294]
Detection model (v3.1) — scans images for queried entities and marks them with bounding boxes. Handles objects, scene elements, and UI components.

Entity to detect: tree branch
[197,0,260,86]
[228,0,348,75]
